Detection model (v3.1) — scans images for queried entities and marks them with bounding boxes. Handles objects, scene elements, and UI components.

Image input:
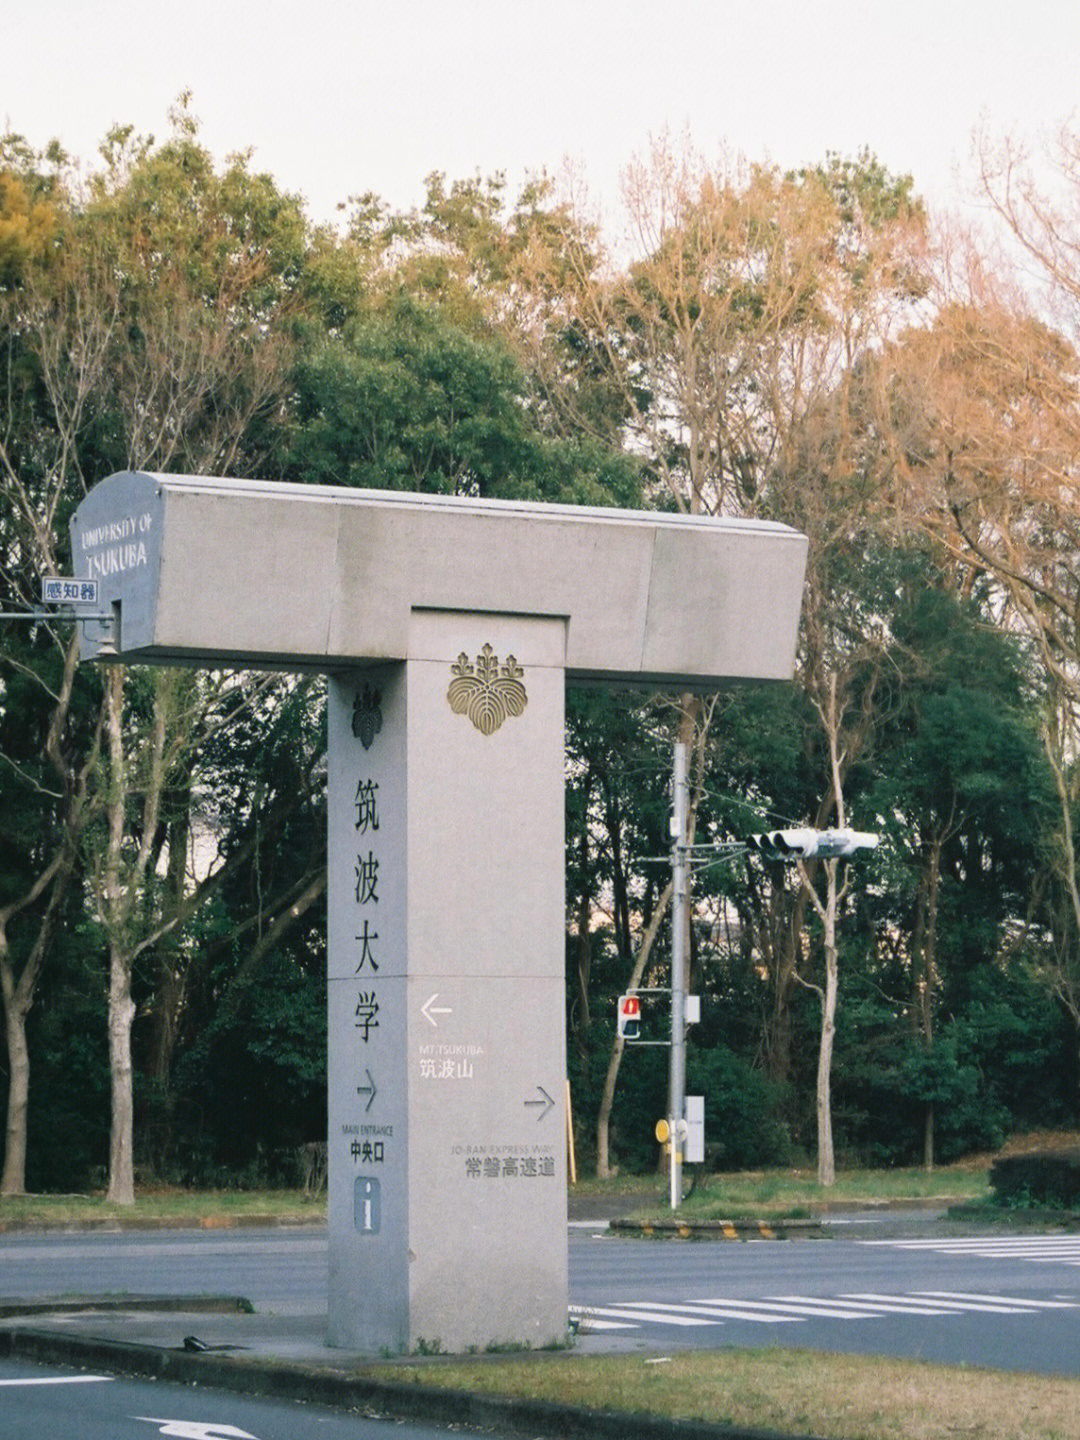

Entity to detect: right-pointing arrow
[524,1085,555,1121]
[356,1069,377,1112]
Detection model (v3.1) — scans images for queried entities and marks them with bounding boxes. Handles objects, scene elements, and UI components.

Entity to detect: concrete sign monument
[72,471,807,1353]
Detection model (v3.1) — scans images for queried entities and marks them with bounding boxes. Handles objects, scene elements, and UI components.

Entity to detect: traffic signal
[748,827,880,859]
[617,993,641,1039]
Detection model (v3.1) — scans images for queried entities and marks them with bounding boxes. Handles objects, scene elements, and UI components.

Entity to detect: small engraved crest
[352,681,383,750]
[447,644,528,736]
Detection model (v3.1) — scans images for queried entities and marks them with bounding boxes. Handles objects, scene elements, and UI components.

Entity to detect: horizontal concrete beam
[72,472,807,685]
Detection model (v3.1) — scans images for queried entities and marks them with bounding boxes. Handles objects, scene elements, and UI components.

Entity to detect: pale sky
[3,0,1078,235]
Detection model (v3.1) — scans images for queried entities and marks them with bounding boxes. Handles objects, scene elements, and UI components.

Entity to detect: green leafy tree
[0,103,313,1198]
[865,569,1052,1164]
[286,292,639,507]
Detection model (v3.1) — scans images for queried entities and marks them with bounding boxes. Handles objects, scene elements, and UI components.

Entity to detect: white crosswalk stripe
[617,1301,796,1324]
[676,1297,876,1320]
[861,1236,1080,1264]
[839,1291,1044,1316]
[914,1290,1079,1311]
[569,1289,1079,1332]
[574,1304,721,1328]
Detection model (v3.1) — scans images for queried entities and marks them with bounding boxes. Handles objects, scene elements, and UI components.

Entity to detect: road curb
[0,1325,827,1440]
[610,1217,823,1240]
[0,1295,251,1319]
[0,1214,325,1234]
[0,1196,973,1235]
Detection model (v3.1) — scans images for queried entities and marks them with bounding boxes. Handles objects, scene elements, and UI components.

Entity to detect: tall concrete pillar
[327,610,568,1352]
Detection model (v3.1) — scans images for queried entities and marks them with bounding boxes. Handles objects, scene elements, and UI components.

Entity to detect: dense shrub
[687,1045,792,1170]
[989,1152,1080,1209]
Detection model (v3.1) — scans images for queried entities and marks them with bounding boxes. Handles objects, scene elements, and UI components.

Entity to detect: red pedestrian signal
[617,993,641,1040]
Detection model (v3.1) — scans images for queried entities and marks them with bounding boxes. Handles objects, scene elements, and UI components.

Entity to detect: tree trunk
[915,832,943,1173]
[596,881,672,1177]
[106,942,137,1205]
[595,1039,624,1180]
[804,677,853,1189]
[102,663,138,1207]
[810,856,841,1188]
[573,883,592,1064]
[0,849,76,1196]
[763,884,810,1084]
[1,987,31,1196]
[816,912,838,1187]
[140,804,192,1164]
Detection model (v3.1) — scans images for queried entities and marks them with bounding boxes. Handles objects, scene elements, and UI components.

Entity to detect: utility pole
[668,740,690,1209]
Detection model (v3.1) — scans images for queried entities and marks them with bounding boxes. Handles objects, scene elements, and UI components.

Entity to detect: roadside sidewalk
[0,1304,821,1440]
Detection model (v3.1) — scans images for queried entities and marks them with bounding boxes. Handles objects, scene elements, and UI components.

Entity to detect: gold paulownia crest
[447,644,528,735]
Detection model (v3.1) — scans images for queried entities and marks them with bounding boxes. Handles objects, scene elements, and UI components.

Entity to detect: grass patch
[3,1146,1052,1228]
[0,1163,993,1227]
[595,1164,993,1223]
[0,1188,325,1227]
[355,1347,1080,1440]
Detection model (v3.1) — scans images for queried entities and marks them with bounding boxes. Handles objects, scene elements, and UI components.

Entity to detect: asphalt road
[0,1353,471,1440]
[0,1230,328,1314]
[4,1219,1080,1375]
[570,1223,1080,1373]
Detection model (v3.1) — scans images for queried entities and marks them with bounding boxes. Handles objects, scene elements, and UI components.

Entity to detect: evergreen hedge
[989,1152,1080,1209]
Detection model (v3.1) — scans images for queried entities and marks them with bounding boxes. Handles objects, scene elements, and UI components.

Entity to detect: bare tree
[526,143,926,1171]
[791,674,875,1187]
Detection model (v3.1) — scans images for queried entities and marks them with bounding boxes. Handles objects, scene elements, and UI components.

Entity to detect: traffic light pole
[668,740,690,1210]
[648,754,878,1212]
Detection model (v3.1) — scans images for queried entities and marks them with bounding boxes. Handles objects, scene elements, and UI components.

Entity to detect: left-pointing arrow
[356,1069,377,1112]
[421,992,453,1027]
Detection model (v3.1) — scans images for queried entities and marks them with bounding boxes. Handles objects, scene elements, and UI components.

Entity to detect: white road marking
[617,1300,796,1324]
[0,1375,113,1386]
[861,1236,1080,1264]
[568,1289,1080,1331]
[569,1313,638,1331]
[569,1304,720,1327]
[914,1290,1079,1310]
[752,1295,894,1318]
[840,1292,1000,1315]
[134,1422,259,1439]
